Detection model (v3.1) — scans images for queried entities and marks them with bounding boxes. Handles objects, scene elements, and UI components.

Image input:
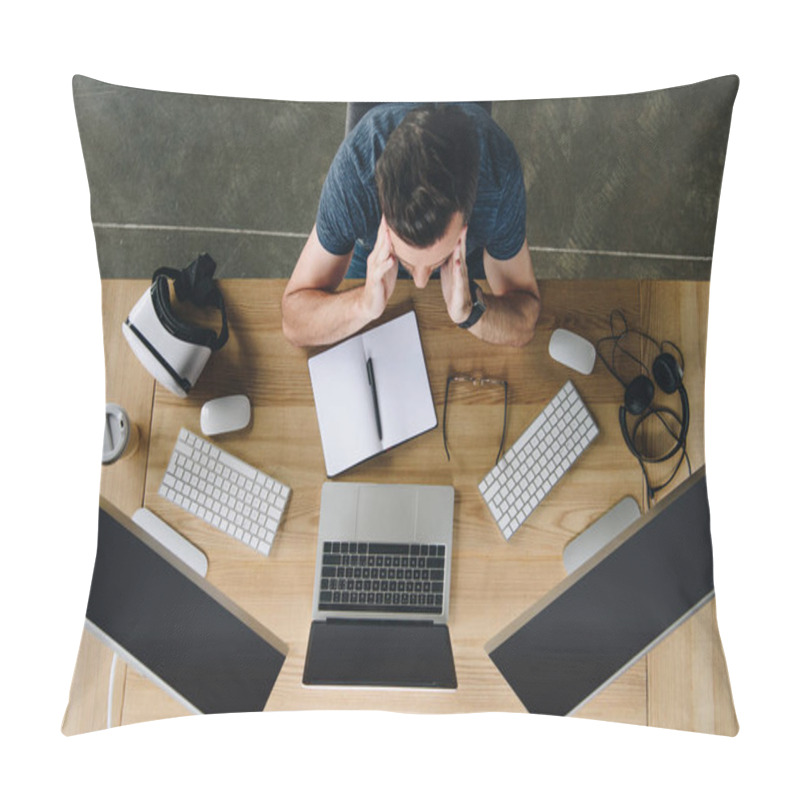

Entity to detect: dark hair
[375,105,480,247]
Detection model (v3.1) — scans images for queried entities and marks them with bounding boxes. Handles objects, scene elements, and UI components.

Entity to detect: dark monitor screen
[86,502,286,715]
[487,469,714,716]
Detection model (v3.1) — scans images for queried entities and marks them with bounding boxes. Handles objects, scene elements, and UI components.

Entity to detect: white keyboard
[159,428,291,557]
[479,381,599,540]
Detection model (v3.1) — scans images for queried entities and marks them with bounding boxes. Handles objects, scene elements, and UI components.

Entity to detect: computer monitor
[486,467,714,716]
[86,500,287,714]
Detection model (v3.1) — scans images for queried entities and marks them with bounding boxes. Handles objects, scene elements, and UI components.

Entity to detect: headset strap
[124,319,193,394]
[152,253,229,350]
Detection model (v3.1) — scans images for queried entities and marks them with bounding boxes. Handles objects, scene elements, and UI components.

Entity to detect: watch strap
[458,280,486,329]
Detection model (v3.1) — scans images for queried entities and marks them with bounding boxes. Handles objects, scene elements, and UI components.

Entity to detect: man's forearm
[467,289,540,347]
[281,286,374,347]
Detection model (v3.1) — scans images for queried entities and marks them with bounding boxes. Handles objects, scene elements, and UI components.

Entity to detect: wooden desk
[63,279,737,735]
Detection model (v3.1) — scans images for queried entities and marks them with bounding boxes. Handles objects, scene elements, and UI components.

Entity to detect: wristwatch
[458,280,487,329]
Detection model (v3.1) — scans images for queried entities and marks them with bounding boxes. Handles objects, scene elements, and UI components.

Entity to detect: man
[281,103,540,347]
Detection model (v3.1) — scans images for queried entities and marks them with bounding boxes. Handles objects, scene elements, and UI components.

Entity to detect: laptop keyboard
[318,541,447,615]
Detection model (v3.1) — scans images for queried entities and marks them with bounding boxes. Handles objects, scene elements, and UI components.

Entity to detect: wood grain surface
[62,278,737,736]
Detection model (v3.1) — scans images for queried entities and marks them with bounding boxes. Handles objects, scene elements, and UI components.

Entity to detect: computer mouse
[200,394,251,436]
[548,328,596,375]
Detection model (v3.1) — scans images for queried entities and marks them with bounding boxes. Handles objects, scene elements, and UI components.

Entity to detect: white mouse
[548,328,596,375]
[200,394,251,436]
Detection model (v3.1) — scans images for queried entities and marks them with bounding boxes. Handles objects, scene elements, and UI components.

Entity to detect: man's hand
[360,216,398,321]
[439,230,472,325]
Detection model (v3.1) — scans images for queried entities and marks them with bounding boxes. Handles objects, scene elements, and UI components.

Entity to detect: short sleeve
[485,148,528,262]
[315,138,380,257]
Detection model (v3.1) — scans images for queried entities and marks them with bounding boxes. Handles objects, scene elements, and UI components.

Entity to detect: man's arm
[441,237,540,347]
[281,222,398,347]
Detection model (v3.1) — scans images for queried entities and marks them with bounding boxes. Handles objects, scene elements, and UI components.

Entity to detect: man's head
[376,104,479,285]
[385,211,465,289]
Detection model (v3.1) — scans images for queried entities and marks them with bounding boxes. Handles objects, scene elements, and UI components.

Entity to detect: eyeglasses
[443,374,508,465]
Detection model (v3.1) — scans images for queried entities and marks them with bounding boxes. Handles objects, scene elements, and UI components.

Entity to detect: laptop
[302,482,457,689]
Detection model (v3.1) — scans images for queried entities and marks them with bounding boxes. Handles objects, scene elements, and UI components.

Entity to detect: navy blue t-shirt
[315,103,527,278]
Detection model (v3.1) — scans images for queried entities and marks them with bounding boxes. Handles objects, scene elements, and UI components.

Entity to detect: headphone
[597,311,691,506]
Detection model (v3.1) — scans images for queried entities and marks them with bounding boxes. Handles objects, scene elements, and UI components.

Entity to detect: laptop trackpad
[302,620,457,689]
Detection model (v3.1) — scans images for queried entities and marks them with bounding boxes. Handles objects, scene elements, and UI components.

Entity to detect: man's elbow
[510,293,540,347]
[280,290,307,348]
[510,324,535,348]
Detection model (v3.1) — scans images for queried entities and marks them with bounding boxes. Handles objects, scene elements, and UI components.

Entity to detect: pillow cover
[63,75,739,735]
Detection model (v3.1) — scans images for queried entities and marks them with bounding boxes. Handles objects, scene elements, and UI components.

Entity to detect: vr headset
[122,253,228,397]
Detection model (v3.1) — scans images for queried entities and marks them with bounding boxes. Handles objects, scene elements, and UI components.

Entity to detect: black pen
[366,357,383,441]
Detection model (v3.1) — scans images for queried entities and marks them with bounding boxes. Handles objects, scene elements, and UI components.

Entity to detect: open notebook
[308,310,437,477]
